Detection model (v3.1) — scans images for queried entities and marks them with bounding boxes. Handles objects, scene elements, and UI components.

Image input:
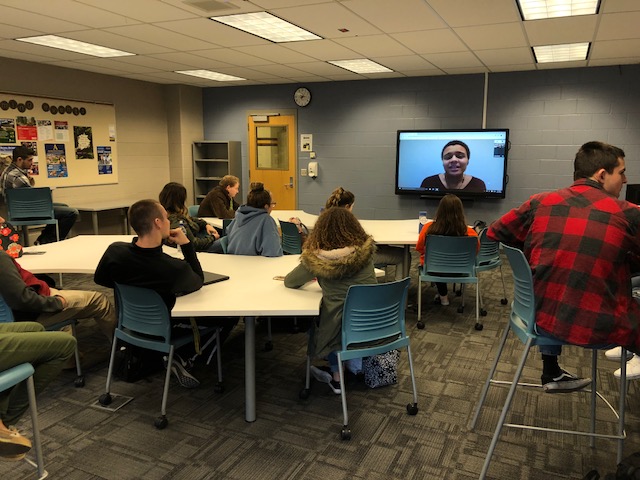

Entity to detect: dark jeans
[37,203,78,244]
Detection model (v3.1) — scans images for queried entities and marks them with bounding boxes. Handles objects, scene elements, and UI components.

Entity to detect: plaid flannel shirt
[1,163,31,199]
[488,178,640,349]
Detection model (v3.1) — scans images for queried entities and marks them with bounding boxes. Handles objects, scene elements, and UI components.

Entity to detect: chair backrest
[423,235,478,276]
[114,283,172,344]
[341,278,410,350]
[0,294,15,323]
[222,218,232,236]
[279,220,302,254]
[477,228,501,266]
[219,235,228,254]
[6,187,55,221]
[502,244,536,335]
[187,205,199,217]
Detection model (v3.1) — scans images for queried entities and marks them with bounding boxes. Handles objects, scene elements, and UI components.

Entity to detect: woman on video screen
[420,140,486,192]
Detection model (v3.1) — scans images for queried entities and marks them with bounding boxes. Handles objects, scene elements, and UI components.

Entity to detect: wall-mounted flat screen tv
[395,129,509,199]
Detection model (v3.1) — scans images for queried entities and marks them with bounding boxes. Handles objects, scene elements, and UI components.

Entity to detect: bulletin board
[0,92,117,188]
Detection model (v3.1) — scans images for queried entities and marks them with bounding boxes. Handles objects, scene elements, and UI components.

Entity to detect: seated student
[0,322,76,460]
[159,182,222,253]
[1,146,78,244]
[0,216,117,342]
[226,182,282,257]
[94,199,235,388]
[284,207,377,394]
[325,187,404,281]
[415,194,478,306]
[197,175,240,219]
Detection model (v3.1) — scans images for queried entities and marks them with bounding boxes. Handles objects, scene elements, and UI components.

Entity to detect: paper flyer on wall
[0,118,16,143]
[16,116,37,141]
[20,141,39,175]
[0,146,13,174]
[97,146,112,175]
[37,119,53,141]
[74,125,94,159]
[54,121,69,142]
[45,143,68,178]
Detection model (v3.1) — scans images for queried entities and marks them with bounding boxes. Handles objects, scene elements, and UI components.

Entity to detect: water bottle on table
[418,211,428,233]
[177,219,187,257]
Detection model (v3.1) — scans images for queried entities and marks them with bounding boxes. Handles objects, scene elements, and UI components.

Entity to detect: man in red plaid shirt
[488,141,640,393]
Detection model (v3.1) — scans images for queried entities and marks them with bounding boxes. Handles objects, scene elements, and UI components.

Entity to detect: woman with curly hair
[415,193,478,305]
[285,207,377,394]
[159,182,222,253]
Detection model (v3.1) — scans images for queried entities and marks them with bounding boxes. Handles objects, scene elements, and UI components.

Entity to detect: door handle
[285,176,294,188]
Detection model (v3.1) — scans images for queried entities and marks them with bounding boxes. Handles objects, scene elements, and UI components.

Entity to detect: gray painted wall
[203,64,640,223]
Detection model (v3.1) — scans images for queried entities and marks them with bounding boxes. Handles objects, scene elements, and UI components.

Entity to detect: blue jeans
[534,324,563,356]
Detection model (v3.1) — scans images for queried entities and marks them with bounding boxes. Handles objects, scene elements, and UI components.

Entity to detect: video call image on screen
[395,129,509,199]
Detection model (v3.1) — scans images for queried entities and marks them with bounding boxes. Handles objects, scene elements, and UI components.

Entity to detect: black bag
[362,350,399,388]
[611,452,640,479]
[113,341,165,383]
[473,219,487,235]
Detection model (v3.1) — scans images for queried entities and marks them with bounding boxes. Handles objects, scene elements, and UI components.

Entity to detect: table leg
[91,211,99,235]
[245,316,256,422]
[402,245,411,277]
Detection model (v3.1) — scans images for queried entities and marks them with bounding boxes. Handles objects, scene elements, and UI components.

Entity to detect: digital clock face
[294,87,311,107]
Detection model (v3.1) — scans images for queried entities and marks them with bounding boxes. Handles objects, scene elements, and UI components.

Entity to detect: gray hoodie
[226,205,283,257]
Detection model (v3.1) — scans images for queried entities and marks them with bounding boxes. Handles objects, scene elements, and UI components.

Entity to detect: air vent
[184,0,239,13]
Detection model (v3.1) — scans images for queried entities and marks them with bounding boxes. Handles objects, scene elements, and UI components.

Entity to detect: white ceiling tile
[402,68,446,77]
[248,64,312,78]
[421,51,483,69]
[63,30,174,55]
[0,39,88,61]
[281,40,359,61]
[489,64,536,72]
[251,0,333,7]
[6,0,134,28]
[524,16,598,45]
[370,55,436,71]
[155,18,268,48]
[77,0,197,22]
[66,58,162,74]
[340,0,446,32]
[441,66,489,75]
[0,46,60,63]
[149,52,233,69]
[427,0,521,27]
[590,39,640,59]
[536,60,588,69]
[0,4,86,33]
[107,55,195,71]
[0,22,41,40]
[597,12,640,41]
[287,61,351,76]
[190,48,271,67]
[104,24,217,51]
[51,60,141,76]
[475,47,533,66]
[391,30,468,55]
[334,35,413,57]
[601,0,640,13]
[589,56,640,67]
[120,73,179,84]
[455,23,528,50]
[234,44,317,63]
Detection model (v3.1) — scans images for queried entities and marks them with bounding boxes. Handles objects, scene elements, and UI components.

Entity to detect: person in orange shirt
[416,194,478,306]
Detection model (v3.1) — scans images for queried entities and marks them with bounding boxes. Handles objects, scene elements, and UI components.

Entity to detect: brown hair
[304,207,370,251]
[246,182,272,209]
[158,182,188,216]
[325,186,355,209]
[219,175,240,189]
[427,194,468,237]
[129,199,164,236]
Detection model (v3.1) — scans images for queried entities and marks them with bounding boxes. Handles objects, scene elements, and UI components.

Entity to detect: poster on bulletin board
[0,92,117,188]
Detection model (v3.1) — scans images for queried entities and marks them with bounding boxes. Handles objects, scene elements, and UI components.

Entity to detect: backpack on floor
[113,340,165,383]
[362,350,399,388]
[602,452,640,480]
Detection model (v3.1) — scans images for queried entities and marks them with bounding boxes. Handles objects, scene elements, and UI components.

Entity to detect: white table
[20,235,322,423]
[75,201,133,235]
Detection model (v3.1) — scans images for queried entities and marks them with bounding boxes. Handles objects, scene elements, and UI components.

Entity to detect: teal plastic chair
[470,244,627,479]
[476,228,508,316]
[219,235,228,254]
[416,235,480,330]
[0,293,84,387]
[99,283,223,429]
[221,218,232,236]
[6,187,59,246]
[0,363,46,478]
[278,220,303,254]
[299,278,418,440]
[187,205,199,217]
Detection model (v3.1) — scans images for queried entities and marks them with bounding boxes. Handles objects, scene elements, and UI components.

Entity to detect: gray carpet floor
[3,252,640,480]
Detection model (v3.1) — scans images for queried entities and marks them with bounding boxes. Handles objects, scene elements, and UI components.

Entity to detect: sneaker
[433,294,449,306]
[170,360,200,388]
[541,369,591,393]
[0,427,32,458]
[614,354,640,380]
[329,379,342,394]
[310,365,332,384]
[605,346,634,361]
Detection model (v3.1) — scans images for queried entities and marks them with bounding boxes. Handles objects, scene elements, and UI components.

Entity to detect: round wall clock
[294,87,311,107]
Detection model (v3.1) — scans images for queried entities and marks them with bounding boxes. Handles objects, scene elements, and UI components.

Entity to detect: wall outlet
[301,168,308,176]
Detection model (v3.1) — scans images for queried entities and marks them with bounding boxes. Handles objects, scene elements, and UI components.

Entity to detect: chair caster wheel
[299,388,310,400]
[264,341,273,352]
[480,309,487,317]
[214,383,224,393]
[501,298,508,305]
[457,306,464,314]
[154,416,168,430]
[74,376,85,388]
[416,321,425,330]
[455,289,462,297]
[340,427,351,440]
[475,323,484,331]
[406,403,418,415]
[98,393,112,406]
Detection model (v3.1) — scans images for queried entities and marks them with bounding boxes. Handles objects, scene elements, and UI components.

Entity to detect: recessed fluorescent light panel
[533,42,590,63]
[175,70,246,81]
[210,12,321,42]
[16,35,134,57]
[328,59,392,74]
[518,0,599,20]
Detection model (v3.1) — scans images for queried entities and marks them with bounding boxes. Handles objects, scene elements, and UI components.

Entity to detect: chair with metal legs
[470,244,627,480]
[6,187,59,247]
[475,228,508,316]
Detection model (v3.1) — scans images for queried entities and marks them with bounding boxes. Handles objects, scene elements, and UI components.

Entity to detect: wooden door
[248,114,296,209]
